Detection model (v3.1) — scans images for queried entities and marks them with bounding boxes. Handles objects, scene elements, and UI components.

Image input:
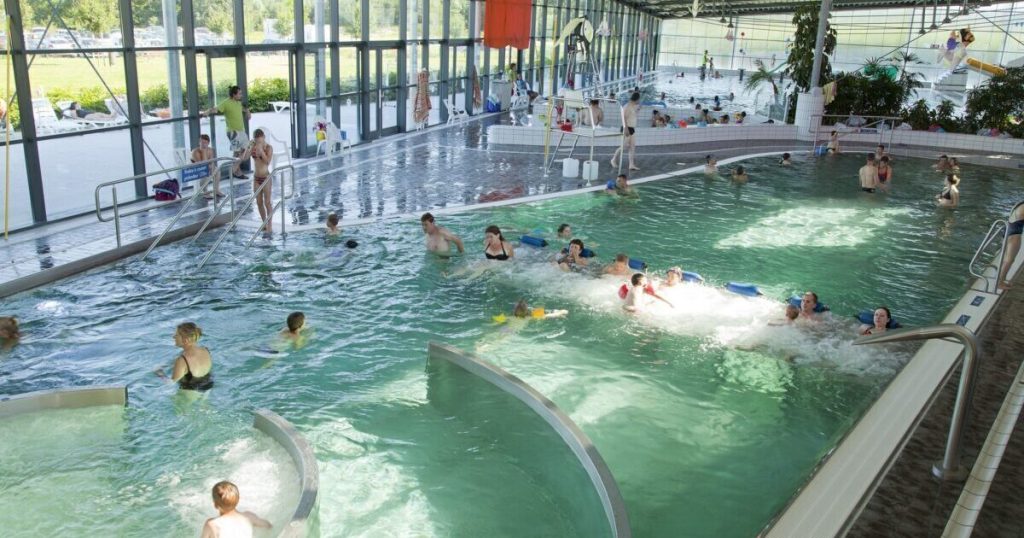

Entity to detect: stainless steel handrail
[197,164,295,269]
[969,220,1009,292]
[855,324,980,481]
[246,165,296,247]
[138,176,216,261]
[544,97,623,176]
[94,157,236,247]
[810,114,902,155]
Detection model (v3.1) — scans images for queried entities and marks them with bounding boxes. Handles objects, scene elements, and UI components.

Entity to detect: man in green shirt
[202,85,252,179]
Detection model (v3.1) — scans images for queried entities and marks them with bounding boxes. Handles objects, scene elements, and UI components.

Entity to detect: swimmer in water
[779,153,792,166]
[280,311,307,347]
[201,481,271,538]
[155,322,214,391]
[732,166,749,183]
[704,155,718,175]
[623,273,674,312]
[827,130,839,154]
[421,212,465,256]
[0,316,20,349]
[605,174,635,196]
[557,223,572,239]
[483,225,515,260]
[557,238,590,272]
[934,154,950,172]
[859,306,893,335]
[936,174,960,208]
[325,213,340,236]
[800,291,824,320]
[769,304,800,326]
[859,154,879,193]
[604,253,632,276]
[997,202,1024,290]
[659,266,684,288]
[513,299,568,319]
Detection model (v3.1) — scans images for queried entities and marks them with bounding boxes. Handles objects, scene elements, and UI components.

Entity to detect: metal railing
[197,164,295,269]
[577,69,662,100]
[855,323,980,481]
[969,220,1010,293]
[94,157,236,248]
[810,114,903,154]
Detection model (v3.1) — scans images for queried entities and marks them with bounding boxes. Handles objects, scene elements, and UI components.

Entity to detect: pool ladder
[195,165,296,269]
[968,219,1009,293]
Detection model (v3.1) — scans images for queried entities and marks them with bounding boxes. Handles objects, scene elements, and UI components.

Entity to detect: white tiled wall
[488,123,799,147]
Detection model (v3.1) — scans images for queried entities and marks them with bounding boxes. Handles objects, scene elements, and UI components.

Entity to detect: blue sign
[956,314,971,327]
[181,163,211,183]
[971,296,985,307]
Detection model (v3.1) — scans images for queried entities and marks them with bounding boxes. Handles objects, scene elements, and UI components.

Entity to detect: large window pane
[449,0,470,39]
[20,0,121,51]
[39,130,135,220]
[245,0,294,44]
[142,120,190,177]
[339,0,360,40]
[138,50,190,120]
[0,143,33,230]
[29,53,127,134]
[133,0,181,47]
[369,0,400,40]
[193,0,236,45]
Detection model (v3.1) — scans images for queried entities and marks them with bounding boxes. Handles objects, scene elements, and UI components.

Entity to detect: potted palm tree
[744,60,783,120]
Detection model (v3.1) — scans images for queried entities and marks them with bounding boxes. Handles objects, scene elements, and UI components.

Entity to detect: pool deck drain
[847,282,1024,537]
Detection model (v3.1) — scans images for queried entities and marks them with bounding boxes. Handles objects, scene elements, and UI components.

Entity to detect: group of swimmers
[853,144,963,208]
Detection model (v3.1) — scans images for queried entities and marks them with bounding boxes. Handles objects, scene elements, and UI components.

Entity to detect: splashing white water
[716,207,912,249]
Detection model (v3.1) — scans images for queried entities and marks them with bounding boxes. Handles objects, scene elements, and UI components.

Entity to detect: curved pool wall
[427,342,631,538]
[252,409,320,538]
[0,384,127,416]
[0,387,318,538]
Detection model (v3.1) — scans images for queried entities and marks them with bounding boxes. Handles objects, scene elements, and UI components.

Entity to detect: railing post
[855,324,980,481]
[112,189,122,248]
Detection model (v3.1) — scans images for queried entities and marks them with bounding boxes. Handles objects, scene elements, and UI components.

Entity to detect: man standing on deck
[201,85,252,180]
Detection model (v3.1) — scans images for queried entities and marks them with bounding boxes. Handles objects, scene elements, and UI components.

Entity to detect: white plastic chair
[31,98,84,134]
[315,120,351,156]
[443,97,468,125]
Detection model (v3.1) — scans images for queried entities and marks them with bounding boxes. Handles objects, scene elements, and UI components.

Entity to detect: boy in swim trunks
[250,129,274,232]
[858,154,878,193]
[191,134,223,199]
[623,273,674,312]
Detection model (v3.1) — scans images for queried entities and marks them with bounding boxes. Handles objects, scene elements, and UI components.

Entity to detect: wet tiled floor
[0,110,798,292]
[848,283,1024,537]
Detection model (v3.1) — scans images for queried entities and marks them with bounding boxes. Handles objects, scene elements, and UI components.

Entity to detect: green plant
[824,72,904,119]
[963,67,1024,138]
[932,99,961,133]
[247,78,290,112]
[744,60,779,104]
[784,3,837,122]
[901,99,931,130]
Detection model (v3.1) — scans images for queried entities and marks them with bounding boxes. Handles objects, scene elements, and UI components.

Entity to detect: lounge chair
[31,98,85,134]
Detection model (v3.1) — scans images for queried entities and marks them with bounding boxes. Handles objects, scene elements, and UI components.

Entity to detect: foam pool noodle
[492,313,507,324]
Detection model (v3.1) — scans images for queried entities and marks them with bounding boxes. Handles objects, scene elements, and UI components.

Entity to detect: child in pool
[201,481,271,538]
[280,312,308,348]
[0,316,20,349]
[325,213,341,236]
[513,299,568,319]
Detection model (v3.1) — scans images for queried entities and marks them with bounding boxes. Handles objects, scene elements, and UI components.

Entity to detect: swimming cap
[345,239,358,248]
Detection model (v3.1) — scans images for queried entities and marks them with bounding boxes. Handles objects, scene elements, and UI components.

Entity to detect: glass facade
[0,0,662,231]
[658,2,1024,80]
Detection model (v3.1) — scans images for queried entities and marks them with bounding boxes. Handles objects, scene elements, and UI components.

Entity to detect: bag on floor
[153,179,180,201]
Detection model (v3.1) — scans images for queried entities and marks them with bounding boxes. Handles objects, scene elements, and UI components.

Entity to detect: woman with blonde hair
[156,322,213,391]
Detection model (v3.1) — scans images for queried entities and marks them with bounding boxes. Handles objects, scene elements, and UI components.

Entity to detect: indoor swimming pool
[1,152,1020,537]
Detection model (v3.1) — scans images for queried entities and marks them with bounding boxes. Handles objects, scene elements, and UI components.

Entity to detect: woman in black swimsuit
[156,322,214,391]
[483,225,515,260]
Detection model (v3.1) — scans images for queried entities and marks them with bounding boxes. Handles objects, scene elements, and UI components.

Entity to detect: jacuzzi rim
[0,386,318,538]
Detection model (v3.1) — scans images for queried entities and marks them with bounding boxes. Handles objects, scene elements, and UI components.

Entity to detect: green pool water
[0,153,1020,537]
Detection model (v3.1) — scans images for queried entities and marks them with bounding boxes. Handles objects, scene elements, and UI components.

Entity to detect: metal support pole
[855,324,980,481]
[6,0,46,223]
[809,0,833,90]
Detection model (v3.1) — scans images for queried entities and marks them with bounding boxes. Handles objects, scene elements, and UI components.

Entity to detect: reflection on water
[0,154,1021,537]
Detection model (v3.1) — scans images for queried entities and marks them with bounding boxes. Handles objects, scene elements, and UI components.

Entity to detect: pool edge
[252,409,320,538]
[427,341,632,538]
[0,384,127,416]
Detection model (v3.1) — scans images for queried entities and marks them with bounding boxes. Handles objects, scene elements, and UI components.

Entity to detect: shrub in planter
[963,67,1024,138]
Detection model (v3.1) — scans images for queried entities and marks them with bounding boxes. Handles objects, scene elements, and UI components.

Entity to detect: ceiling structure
[627,0,1016,20]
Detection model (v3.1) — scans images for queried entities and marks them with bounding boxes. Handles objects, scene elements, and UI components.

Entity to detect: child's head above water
[513,300,530,318]
[326,213,339,229]
[286,311,306,333]
[785,304,800,320]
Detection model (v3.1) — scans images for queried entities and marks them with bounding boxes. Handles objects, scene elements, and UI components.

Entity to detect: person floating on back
[200,481,271,538]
